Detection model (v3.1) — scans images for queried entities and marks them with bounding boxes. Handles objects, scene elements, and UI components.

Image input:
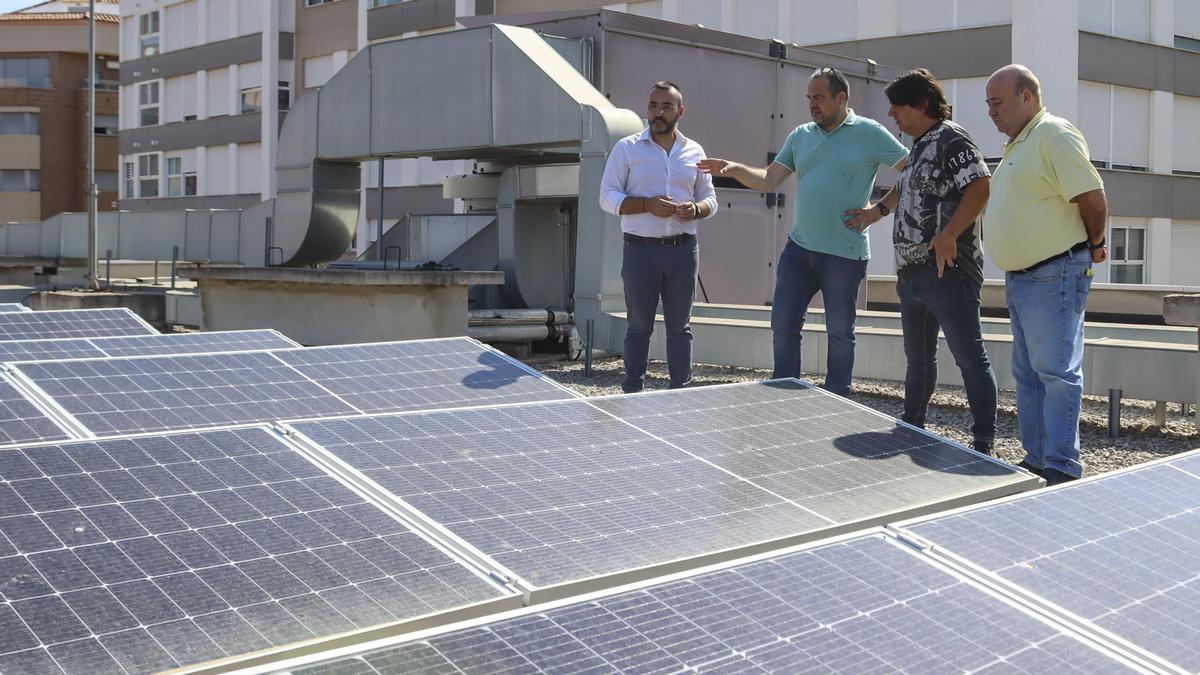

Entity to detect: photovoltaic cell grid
[288,381,1034,592]
[88,329,299,358]
[0,379,70,446]
[0,309,157,342]
[904,451,1200,673]
[12,338,577,437]
[0,330,299,365]
[13,351,359,436]
[0,428,507,675]
[0,339,101,364]
[592,381,1032,523]
[273,338,576,414]
[0,304,29,314]
[294,534,1135,675]
[291,400,828,588]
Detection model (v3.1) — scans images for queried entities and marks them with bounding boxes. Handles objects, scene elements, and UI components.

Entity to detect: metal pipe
[467,325,568,342]
[584,318,594,378]
[467,309,571,325]
[105,249,111,289]
[170,246,178,289]
[376,157,385,261]
[85,0,99,291]
[1108,389,1121,438]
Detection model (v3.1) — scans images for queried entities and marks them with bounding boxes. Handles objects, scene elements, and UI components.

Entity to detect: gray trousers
[621,235,698,392]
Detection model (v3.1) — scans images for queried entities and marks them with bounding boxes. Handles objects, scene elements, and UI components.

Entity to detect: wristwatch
[1088,237,1106,250]
[876,203,890,217]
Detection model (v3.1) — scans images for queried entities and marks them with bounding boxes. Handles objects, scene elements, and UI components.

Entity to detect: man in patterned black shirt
[845,69,997,455]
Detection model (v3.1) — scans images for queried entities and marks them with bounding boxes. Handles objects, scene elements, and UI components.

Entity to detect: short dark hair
[885,68,951,120]
[1013,71,1040,101]
[651,80,682,103]
[811,67,849,99]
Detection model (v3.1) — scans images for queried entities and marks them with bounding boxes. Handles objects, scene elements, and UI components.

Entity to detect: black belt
[1013,241,1088,274]
[623,232,695,246]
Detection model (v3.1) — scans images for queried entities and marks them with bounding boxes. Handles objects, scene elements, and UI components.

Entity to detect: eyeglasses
[647,103,678,113]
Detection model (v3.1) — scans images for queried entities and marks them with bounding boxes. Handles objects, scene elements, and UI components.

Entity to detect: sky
[0,0,45,13]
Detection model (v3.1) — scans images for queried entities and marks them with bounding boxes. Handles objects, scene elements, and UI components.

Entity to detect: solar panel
[11,352,360,436]
[591,381,1032,523]
[10,339,576,438]
[290,400,826,591]
[0,427,513,674]
[0,339,104,363]
[0,377,71,446]
[0,304,29,314]
[287,381,1037,598]
[284,533,1138,675]
[90,329,300,358]
[898,449,1200,673]
[272,338,578,414]
[0,309,157,342]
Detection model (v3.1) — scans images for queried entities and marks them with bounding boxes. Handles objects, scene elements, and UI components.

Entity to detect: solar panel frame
[0,424,521,675]
[0,309,158,342]
[891,447,1200,674]
[282,380,1040,605]
[247,529,1144,675]
[0,372,75,447]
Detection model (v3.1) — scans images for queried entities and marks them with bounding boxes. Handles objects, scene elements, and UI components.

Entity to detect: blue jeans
[771,240,866,396]
[897,263,997,446]
[1006,248,1093,477]
[621,236,698,392]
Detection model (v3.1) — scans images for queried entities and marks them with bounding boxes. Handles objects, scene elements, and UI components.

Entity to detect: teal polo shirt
[774,109,909,260]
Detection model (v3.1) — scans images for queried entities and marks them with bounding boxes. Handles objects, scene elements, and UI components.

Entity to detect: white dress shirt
[598,127,719,237]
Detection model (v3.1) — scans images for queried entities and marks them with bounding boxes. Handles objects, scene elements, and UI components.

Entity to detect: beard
[650,117,677,134]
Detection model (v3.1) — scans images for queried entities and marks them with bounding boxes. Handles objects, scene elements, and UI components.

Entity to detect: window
[1176,35,1200,52]
[0,170,40,192]
[138,154,159,197]
[124,161,134,198]
[278,81,291,111]
[95,171,119,192]
[1110,226,1146,284]
[139,11,160,57]
[138,81,160,127]
[0,112,39,135]
[0,58,52,89]
[306,0,338,6]
[165,157,196,197]
[239,86,262,114]
[94,114,118,136]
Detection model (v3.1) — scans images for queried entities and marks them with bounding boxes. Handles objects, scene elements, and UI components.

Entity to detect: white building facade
[119,0,1200,286]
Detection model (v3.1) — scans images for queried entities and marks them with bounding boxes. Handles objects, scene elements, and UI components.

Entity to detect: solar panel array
[0,330,298,364]
[10,338,578,437]
[0,309,157,342]
[901,450,1200,673]
[0,428,511,674]
[0,304,29,314]
[289,381,1037,595]
[291,533,1137,675]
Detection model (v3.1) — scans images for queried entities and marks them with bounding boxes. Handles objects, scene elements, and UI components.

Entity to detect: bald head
[985,64,1043,139]
[989,64,1041,104]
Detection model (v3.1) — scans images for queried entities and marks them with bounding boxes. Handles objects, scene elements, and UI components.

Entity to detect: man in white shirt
[599,81,718,392]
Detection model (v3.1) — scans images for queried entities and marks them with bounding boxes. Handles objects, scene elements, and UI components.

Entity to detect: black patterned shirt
[893,120,990,282]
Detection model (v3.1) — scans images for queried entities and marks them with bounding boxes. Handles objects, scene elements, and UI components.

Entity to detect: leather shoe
[1015,460,1042,476]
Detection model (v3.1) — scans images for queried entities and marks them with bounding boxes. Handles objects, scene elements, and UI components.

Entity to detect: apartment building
[118,0,1200,287]
[0,0,120,223]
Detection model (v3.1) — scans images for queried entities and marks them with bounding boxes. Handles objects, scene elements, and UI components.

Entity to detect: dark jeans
[897,262,997,446]
[621,235,698,392]
[771,240,866,396]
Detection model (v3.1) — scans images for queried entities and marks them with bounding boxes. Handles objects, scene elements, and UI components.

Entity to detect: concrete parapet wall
[26,290,166,329]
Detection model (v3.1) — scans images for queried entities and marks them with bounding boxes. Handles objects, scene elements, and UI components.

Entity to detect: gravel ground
[524,353,1200,478]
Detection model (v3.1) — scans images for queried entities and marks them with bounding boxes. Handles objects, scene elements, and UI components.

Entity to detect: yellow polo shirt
[983,108,1104,271]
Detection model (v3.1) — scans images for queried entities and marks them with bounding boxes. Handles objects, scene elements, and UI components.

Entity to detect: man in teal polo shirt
[700,67,908,395]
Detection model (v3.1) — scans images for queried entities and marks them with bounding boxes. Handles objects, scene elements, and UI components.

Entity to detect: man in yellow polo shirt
[983,65,1108,486]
